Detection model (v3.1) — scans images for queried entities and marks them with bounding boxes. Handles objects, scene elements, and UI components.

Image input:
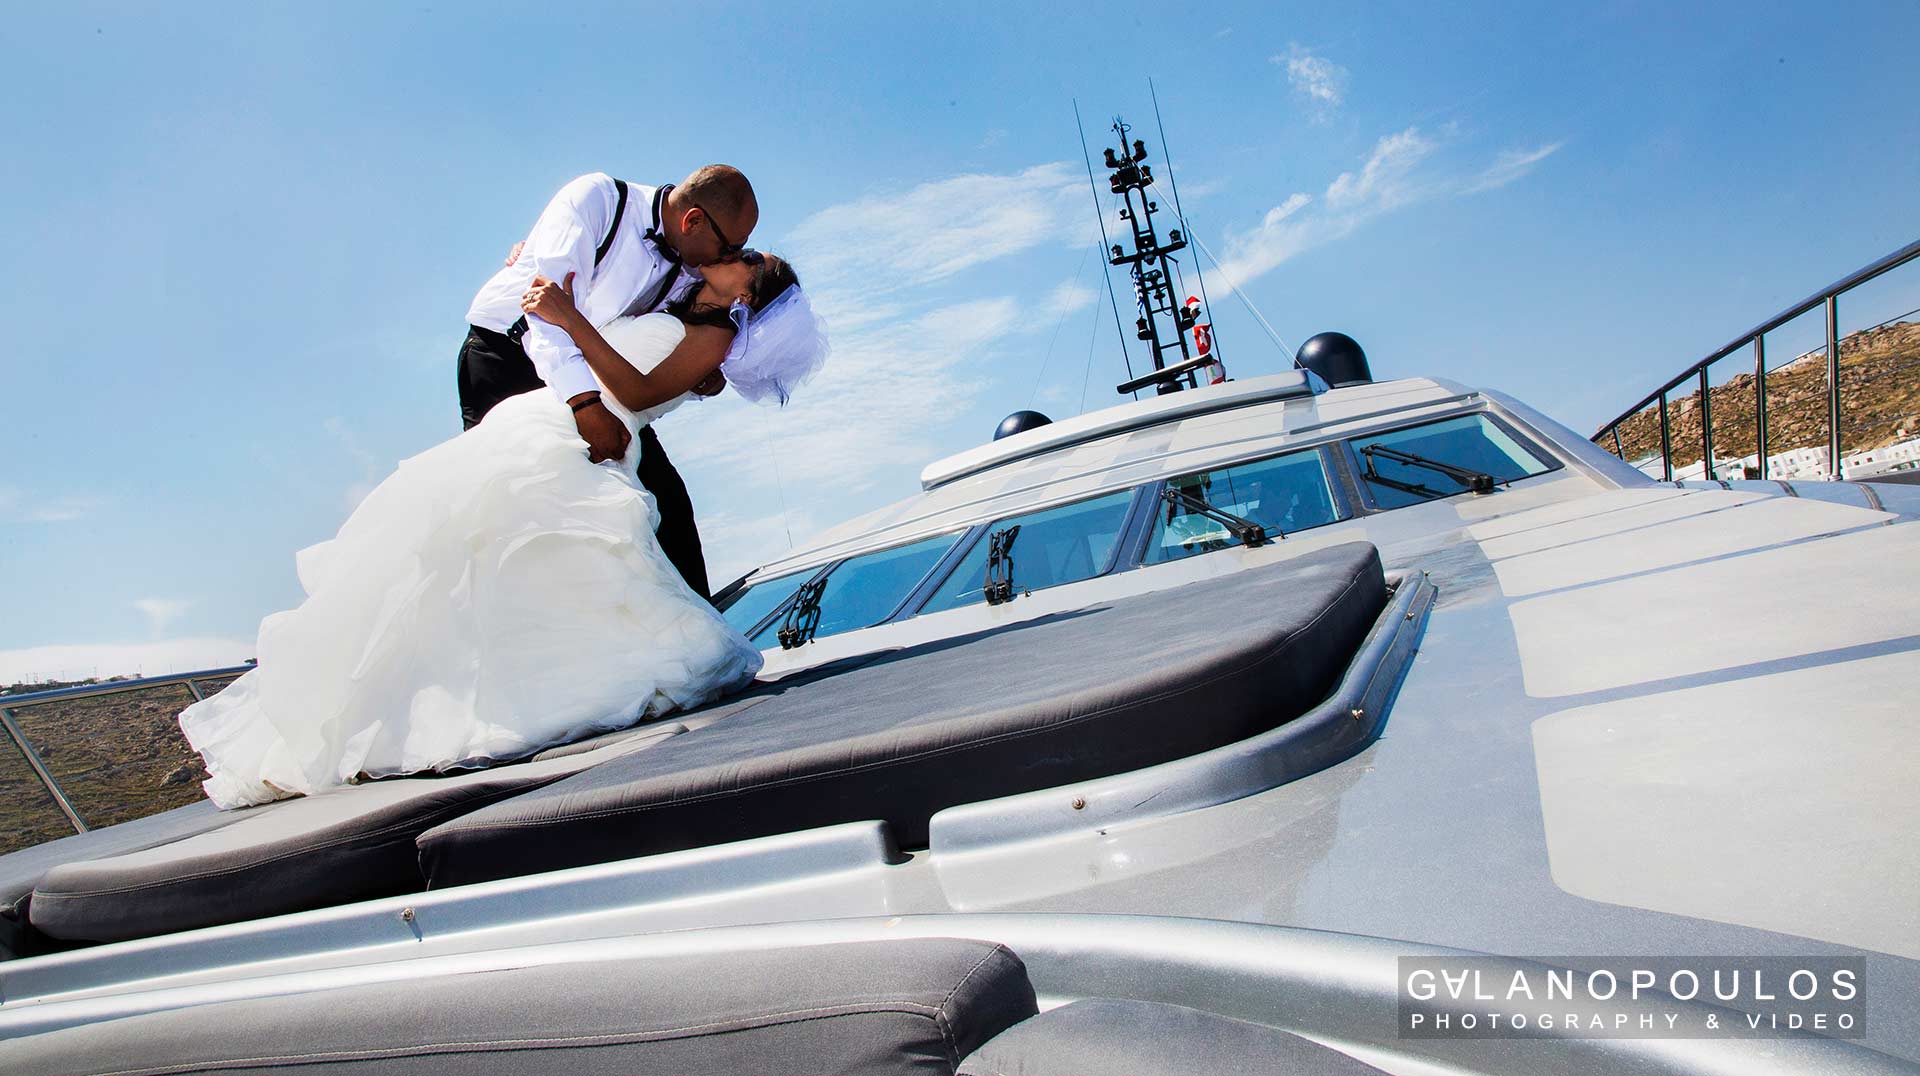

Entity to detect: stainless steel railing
[1592,239,1920,480]
[0,665,253,834]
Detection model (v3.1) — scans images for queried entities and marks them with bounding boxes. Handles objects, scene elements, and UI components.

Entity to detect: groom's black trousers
[456,325,713,603]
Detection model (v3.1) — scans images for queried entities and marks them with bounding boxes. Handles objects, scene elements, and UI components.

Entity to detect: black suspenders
[629,182,683,318]
[507,178,632,344]
[595,179,629,264]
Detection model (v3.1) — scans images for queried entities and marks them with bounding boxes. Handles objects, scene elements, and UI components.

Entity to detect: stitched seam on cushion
[63,1002,947,1076]
[935,945,1008,1067]
[451,559,1377,833]
[39,779,567,899]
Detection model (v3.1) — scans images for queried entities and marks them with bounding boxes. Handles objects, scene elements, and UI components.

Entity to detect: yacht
[2,124,1916,1075]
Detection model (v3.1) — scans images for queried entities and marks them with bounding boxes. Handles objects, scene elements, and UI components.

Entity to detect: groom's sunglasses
[696,205,749,260]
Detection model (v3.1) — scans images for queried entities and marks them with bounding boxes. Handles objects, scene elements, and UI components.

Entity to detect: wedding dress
[180,313,763,809]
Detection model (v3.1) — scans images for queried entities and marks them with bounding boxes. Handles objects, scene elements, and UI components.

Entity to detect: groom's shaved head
[668,164,759,267]
[681,164,757,226]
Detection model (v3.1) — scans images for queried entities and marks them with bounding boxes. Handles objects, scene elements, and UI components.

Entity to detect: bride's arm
[523,274,732,412]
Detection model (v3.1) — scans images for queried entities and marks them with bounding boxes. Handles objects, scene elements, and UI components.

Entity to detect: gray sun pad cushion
[29,724,684,943]
[1,799,275,958]
[0,937,1038,1076]
[957,998,1389,1076]
[420,542,1387,888]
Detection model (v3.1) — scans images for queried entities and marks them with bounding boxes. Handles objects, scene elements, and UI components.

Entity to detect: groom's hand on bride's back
[569,393,631,463]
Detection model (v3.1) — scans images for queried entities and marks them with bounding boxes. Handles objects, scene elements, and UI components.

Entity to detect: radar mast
[1098,116,1217,397]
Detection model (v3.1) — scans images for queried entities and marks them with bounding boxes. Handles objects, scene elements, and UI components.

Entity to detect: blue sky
[2,1,1916,681]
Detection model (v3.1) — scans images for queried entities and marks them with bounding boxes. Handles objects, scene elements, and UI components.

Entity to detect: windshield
[1351,414,1554,508]
[917,490,1136,615]
[1149,449,1342,562]
[717,571,817,637]
[750,532,963,644]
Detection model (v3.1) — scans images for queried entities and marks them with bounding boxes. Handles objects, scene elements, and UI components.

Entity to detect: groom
[459,166,759,603]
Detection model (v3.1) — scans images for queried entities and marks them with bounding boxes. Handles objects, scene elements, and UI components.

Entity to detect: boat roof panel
[918,371,1324,491]
[750,374,1476,579]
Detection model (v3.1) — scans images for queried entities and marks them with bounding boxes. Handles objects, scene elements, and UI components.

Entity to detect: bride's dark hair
[667,254,801,329]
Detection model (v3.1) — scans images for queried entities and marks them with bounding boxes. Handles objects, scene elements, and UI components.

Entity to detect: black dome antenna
[1295,332,1373,387]
[994,410,1054,441]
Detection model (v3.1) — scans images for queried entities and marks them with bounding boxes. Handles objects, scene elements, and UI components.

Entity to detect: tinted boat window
[1148,449,1340,563]
[918,490,1135,615]
[718,571,815,636]
[754,532,962,643]
[1351,414,1554,509]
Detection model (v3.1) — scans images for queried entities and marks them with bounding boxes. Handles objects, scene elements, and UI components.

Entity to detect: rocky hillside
[1609,321,1920,470]
[1,676,238,855]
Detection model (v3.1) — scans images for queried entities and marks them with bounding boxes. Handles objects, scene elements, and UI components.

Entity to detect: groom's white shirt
[467,173,701,404]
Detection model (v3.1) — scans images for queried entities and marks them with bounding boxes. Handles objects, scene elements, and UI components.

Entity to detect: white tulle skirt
[180,365,762,809]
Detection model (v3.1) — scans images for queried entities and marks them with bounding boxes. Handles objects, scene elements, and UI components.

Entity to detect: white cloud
[1213,128,1435,285]
[660,283,1032,583]
[1263,192,1314,227]
[133,598,193,638]
[1047,279,1097,314]
[698,505,821,588]
[1212,128,1557,289]
[1036,383,1079,409]
[785,163,1090,290]
[725,161,1100,497]
[323,416,387,511]
[1172,177,1228,201]
[3,492,106,523]
[1463,142,1564,194]
[671,293,1024,495]
[1323,127,1438,211]
[0,637,253,686]
[797,293,906,335]
[1277,45,1349,118]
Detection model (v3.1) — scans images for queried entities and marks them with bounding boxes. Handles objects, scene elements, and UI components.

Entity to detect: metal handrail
[0,663,253,835]
[1593,239,1920,480]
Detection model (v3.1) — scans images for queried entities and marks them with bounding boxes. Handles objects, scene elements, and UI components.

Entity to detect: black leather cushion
[0,937,1037,1075]
[958,998,1389,1075]
[29,725,683,943]
[420,543,1387,888]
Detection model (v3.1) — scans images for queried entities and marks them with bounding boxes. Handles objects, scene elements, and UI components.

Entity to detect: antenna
[1074,99,1139,400]
[1150,79,1220,367]
[1095,114,1211,396]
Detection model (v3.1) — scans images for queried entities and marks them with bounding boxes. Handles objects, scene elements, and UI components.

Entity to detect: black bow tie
[644,183,681,264]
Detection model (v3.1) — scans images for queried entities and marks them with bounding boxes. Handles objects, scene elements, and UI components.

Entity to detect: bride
[180,253,826,809]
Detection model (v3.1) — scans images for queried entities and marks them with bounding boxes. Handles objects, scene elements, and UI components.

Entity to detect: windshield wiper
[775,576,828,649]
[1161,487,1272,547]
[1360,444,1498,497]
[982,524,1021,606]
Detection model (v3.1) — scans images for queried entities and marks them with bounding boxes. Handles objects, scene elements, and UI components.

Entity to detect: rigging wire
[1110,186,1145,402]
[1030,238,1098,408]
[1077,291,1109,415]
[1074,98,1140,401]
[759,408,795,551]
[1148,180,1297,362]
[1149,78,1221,365]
